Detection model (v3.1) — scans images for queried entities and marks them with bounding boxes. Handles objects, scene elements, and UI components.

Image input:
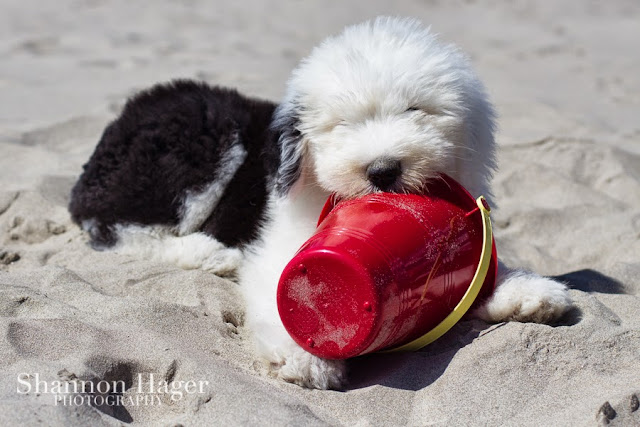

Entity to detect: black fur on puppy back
[69,79,279,248]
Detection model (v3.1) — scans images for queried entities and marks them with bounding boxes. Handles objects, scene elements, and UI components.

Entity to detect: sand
[1,0,639,425]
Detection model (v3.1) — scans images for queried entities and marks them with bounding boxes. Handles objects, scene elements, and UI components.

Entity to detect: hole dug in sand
[597,393,640,426]
[75,356,206,424]
[0,250,20,265]
[221,309,243,336]
[78,358,137,423]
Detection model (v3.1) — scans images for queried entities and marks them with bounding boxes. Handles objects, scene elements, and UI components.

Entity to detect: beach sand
[1,1,639,425]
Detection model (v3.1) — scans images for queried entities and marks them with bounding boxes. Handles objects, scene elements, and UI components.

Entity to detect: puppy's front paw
[474,271,572,324]
[272,347,346,390]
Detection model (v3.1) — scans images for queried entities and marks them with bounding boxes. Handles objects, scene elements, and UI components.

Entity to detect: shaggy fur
[69,81,278,250]
[70,17,572,390]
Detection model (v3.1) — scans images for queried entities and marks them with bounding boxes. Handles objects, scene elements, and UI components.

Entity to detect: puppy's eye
[406,107,428,115]
[406,106,441,116]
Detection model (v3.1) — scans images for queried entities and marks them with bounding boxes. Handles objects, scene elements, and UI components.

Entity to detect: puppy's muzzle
[366,158,402,191]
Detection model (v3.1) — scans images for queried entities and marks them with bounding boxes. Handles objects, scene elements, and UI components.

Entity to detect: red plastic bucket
[277,174,497,359]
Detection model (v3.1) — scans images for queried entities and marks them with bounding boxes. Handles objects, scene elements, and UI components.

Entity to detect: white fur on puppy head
[272,16,497,202]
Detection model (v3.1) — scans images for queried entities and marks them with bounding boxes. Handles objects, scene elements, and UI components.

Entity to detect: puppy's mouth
[364,169,440,197]
[332,176,429,200]
[356,179,422,198]
[369,181,423,195]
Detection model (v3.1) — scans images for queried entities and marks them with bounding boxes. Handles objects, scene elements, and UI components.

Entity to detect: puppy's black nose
[366,158,402,191]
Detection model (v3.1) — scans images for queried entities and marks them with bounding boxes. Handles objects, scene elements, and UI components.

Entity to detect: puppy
[70,82,274,274]
[70,17,572,390]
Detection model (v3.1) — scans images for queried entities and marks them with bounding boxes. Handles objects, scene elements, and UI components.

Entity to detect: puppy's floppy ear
[271,101,306,196]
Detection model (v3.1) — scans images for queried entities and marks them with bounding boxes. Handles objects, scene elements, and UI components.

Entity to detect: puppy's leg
[239,195,346,390]
[240,252,346,389]
[113,225,243,277]
[275,343,346,390]
[473,260,572,324]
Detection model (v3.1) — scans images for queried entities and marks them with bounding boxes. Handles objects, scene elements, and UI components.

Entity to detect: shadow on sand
[347,268,624,390]
[345,319,502,391]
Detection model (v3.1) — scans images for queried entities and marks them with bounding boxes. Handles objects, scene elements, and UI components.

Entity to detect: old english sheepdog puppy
[70,17,572,389]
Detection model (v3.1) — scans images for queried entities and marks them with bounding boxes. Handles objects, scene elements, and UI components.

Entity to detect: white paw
[161,232,242,276]
[474,271,572,324]
[113,226,243,276]
[201,247,243,277]
[271,347,346,390]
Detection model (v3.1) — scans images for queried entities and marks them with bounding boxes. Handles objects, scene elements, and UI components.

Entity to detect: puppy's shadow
[550,269,628,327]
[553,269,627,294]
[346,319,498,391]
[345,270,622,390]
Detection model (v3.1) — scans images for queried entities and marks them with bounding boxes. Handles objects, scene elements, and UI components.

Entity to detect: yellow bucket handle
[382,196,493,353]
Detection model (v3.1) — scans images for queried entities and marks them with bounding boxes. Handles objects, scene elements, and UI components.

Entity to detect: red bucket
[277,174,497,359]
